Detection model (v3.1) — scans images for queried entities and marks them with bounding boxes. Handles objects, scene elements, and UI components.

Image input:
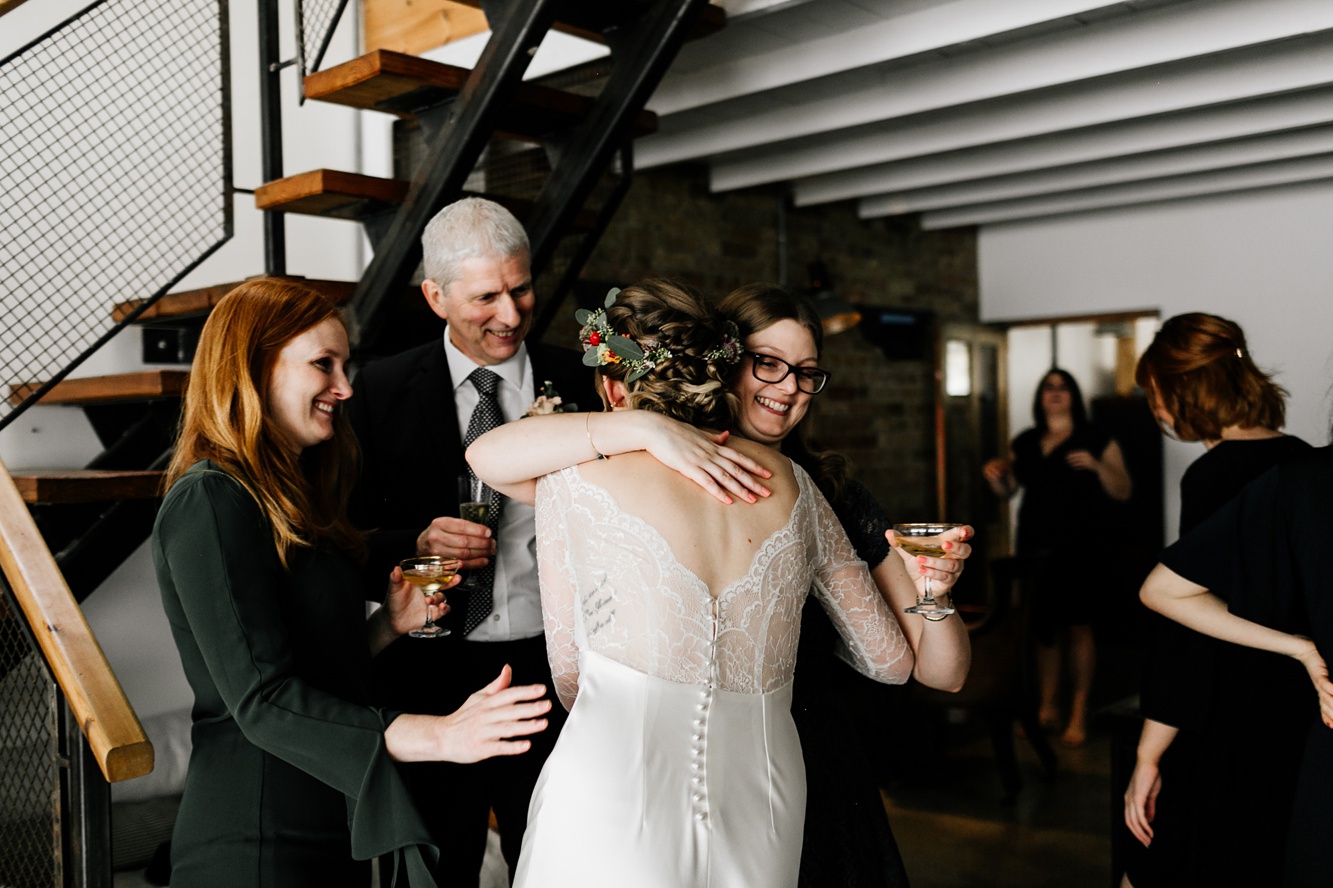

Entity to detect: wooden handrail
[0,456,153,782]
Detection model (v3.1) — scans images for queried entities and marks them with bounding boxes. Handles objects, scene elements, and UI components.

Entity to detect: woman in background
[154,279,550,887]
[1140,443,1333,888]
[983,369,1131,746]
[1123,313,1311,888]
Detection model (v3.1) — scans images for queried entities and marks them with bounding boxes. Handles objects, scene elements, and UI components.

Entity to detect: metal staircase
[4,0,726,597]
[0,2,723,883]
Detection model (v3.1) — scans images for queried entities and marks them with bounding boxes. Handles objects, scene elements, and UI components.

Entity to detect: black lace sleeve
[831,479,892,568]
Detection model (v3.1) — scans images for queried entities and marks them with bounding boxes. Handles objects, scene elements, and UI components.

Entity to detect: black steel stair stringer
[347,0,564,347]
[524,0,709,329]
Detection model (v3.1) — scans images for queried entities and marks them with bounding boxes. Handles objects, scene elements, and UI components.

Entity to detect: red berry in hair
[589,332,601,346]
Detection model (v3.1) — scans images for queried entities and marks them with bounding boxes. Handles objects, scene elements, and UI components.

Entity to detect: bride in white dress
[467,281,913,887]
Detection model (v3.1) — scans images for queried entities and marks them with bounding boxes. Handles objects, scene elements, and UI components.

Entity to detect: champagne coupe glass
[457,474,492,591]
[892,523,960,618]
[400,556,459,638]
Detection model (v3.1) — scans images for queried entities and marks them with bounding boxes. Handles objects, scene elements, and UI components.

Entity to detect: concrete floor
[870,628,1152,888]
[885,723,1115,888]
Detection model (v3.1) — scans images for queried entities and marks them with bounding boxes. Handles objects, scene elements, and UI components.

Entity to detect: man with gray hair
[348,197,597,886]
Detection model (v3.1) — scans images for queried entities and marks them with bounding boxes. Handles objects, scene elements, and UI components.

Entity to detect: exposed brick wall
[540,164,979,520]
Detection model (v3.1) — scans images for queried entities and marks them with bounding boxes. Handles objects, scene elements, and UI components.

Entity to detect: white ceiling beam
[793,88,1333,206]
[638,0,1333,170]
[650,0,1132,116]
[915,154,1333,229]
[716,0,817,21]
[859,125,1333,216]
[710,34,1333,191]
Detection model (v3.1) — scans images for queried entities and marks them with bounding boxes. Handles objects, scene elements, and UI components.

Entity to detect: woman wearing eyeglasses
[720,283,971,888]
[468,283,970,887]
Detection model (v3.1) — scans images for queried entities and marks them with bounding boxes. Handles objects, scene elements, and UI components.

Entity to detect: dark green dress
[153,461,436,887]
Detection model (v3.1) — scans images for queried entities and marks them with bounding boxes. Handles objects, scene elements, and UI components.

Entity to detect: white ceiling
[641,0,1333,229]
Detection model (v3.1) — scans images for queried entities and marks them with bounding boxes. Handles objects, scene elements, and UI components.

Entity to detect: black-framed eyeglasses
[745,351,830,394]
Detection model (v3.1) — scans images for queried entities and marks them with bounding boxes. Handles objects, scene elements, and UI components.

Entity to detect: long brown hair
[1135,312,1286,441]
[166,278,365,566]
[717,283,853,505]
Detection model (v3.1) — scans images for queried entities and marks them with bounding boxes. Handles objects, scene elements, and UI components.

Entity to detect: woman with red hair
[155,278,550,887]
[1123,312,1311,887]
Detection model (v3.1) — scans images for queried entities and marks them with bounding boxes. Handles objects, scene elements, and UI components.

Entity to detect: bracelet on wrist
[585,412,608,460]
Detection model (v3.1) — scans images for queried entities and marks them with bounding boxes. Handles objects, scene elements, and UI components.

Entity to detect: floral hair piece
[577,288,671,382]
[576,287,745,383]
[705,321,744,366]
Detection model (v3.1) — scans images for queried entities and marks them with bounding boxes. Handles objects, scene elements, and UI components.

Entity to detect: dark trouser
[374,634,566,888]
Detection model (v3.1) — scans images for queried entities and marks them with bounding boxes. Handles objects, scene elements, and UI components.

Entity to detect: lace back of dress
[535,464,911,696]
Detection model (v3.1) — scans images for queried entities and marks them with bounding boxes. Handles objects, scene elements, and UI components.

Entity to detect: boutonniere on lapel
[526,380,575,416]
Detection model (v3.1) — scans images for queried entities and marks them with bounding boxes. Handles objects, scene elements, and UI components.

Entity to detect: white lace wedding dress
[512,463,912,888]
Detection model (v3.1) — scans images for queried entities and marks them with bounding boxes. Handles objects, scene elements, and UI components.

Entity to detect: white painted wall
[980,180,1333,542]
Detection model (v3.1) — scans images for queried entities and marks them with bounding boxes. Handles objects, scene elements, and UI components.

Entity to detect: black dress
[791,479,910,888]
[1128,437,1312,888]
[1010,425,1113,643]
[1159,446,1332,888]
[154,462,437,887]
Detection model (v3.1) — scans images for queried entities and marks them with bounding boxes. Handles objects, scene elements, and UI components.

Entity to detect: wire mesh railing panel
[297,0,350,81]
[0,588,61,888]
[0,0,231,431]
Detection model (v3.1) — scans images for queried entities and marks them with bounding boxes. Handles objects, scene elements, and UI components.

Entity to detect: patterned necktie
[461,367,505,634]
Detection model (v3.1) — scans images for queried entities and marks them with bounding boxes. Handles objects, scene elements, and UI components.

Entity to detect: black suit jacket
[347,336,598,629]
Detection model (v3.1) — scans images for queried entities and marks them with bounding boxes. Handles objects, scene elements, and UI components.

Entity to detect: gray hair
[421,197,531,289]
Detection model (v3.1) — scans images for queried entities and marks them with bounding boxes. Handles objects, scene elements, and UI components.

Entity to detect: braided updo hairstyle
[595,279,739,430]
[1135,311,1287,441]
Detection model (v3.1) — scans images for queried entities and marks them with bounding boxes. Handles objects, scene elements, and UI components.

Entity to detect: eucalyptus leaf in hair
[609,335,644,361]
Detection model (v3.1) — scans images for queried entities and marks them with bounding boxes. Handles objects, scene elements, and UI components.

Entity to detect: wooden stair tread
[449,1,726,44]
[255,170,408,220]
[11,469,164,505]
[256,171,600,229]
[8,370,188,407]
[113,278,355,323]
[306,50,656,138]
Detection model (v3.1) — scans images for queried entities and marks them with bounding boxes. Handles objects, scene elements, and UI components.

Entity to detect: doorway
[1000,312,1163,635]
[935,312,1163,632]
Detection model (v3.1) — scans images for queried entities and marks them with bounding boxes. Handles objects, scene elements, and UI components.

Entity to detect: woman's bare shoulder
[727,436,796,484]
[740,443,801,503]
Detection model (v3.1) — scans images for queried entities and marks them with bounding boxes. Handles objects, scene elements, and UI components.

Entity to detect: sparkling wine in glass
[457,475,491,590]
[400,556,458,638]
[892,523,960,618]
[459,500,491,526]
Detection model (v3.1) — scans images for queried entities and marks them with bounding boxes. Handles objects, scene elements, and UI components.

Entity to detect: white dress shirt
[444,332,544,641]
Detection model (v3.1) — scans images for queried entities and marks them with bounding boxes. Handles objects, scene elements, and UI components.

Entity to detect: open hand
[436,665,553,762]
[644,413,772,505]
[1124,759,1162,847]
